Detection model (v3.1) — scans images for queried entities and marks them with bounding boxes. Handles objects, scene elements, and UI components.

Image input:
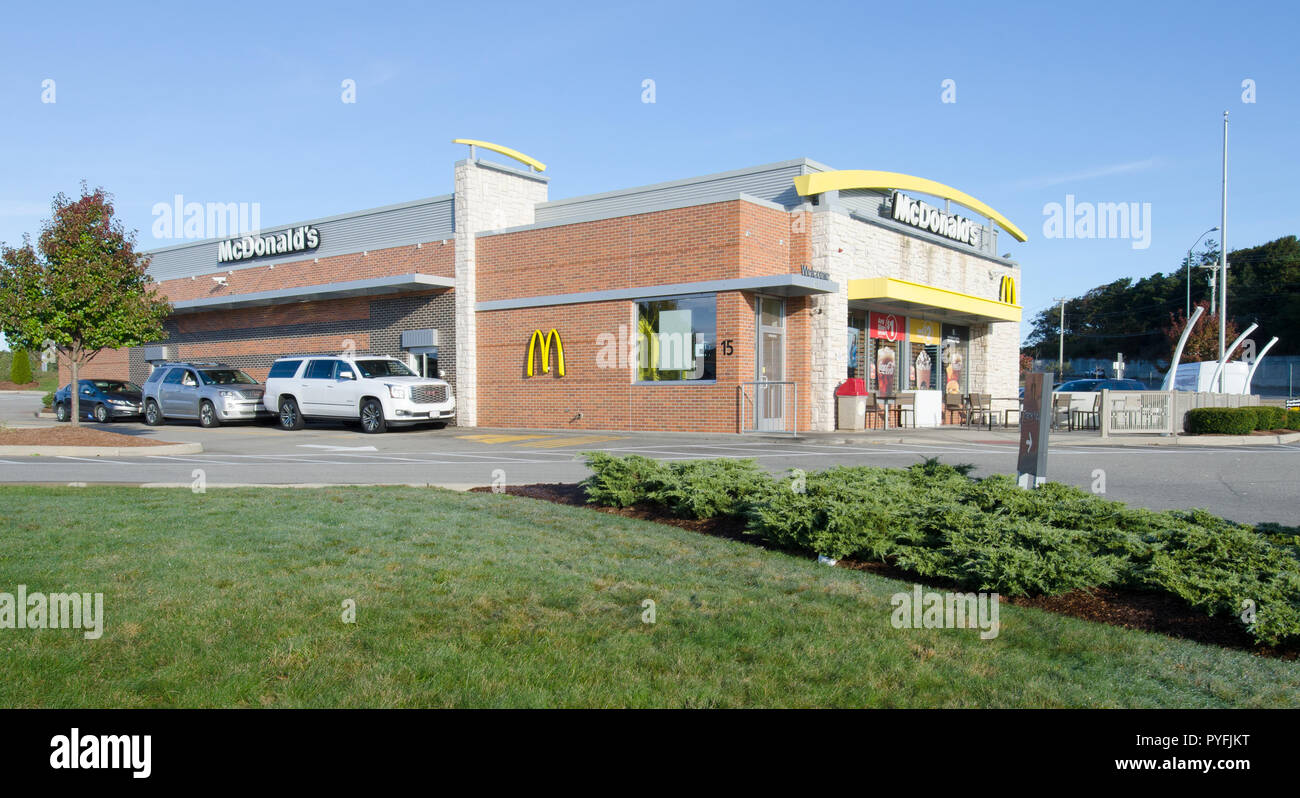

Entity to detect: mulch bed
[473,482,1298,659]
[0,427,173,447]
[0,381,41,391]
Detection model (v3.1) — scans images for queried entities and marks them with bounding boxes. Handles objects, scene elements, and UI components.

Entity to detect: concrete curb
[0,442,203,457]
[1172,431,1300,446]
[134,481,482,490]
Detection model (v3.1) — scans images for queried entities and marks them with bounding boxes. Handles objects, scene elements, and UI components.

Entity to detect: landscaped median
[0,483,1296,708]
[579,454,1300,651]
[0,426,201,456]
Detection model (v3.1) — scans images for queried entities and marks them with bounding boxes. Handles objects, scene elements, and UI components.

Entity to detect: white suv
[263,355,455,433]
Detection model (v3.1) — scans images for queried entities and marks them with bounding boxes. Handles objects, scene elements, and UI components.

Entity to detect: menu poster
[876,342,897,396]
[869,311,903,342]
[915,348,932,389]
[941,324,968,394]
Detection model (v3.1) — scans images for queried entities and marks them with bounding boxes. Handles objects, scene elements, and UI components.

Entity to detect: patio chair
[1051,393,1071,430]
[863,392,886,429]
[970,393,1000,429]
[1071,393,1101,431]
[943,392,967,426]
[895,392,916,428]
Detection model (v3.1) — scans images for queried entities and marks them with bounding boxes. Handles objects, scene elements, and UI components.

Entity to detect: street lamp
[1185,226,1218,317]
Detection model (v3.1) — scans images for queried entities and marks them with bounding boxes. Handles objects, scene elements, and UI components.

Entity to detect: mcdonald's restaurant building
[84,146,1024,433]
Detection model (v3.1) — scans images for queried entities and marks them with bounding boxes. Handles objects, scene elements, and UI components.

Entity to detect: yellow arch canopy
[452,139,547,172]
[792,170,1027,242]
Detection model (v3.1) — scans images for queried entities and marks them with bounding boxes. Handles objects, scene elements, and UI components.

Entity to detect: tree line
[1022,235,1300,363]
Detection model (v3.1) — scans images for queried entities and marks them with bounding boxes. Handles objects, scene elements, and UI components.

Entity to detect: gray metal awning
[169,273,455,314]
[476,272,838,312]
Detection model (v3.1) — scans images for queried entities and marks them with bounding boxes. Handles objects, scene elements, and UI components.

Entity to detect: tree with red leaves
[1164,301,1241,364]
[0,184,170,425]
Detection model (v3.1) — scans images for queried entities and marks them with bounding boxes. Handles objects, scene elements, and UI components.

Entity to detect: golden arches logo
[792,170,1027,243]
[998,275,1018,305]
[452,139,546,172]
[526,329,565,377]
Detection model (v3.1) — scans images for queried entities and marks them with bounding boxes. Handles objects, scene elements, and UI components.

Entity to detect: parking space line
[146,455,249,465]
[456,433,554,444]
[514,435,627,448]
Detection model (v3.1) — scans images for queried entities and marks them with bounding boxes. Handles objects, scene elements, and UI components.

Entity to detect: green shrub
[1142,510,1300,646]
[41,391,54,409]
[646,458,774,519]
[746,466,918,559]
[580,452,665,508]
[580,454,1300,645]
[1286,409,1300,431]
[941,515,1125,596]
[8,348,32,385]
[1186,407,1255,435]
[1256,405,1288,430]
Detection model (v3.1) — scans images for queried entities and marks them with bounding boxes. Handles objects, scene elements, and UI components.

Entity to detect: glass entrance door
[756,296,785,431]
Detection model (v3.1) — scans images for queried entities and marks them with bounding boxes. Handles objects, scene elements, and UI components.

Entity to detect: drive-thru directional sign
[1017,372,1053,488]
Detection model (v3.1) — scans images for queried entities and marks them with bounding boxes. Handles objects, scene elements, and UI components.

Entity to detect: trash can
[835,378,869,431]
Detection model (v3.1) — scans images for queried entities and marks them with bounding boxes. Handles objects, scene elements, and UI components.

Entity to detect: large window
[941,323,969,394]
[636,294,716,382]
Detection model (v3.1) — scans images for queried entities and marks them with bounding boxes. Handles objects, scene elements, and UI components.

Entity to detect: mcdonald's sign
[526,328,565,377]
[998,275,1018,305]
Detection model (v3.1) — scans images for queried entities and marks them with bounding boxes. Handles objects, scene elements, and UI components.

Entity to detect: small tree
[1165,301,1241,364]
[9,347,33,385]
[0,184,170,425]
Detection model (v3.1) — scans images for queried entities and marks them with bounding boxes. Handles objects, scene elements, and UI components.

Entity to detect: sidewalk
[782,426,1300,448]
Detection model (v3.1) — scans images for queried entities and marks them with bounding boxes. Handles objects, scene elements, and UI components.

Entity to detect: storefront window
[868,311,904,396]
[907,317,941,390]
[941,323,969,395]
[637,294,716,382]
[847,313,866,380]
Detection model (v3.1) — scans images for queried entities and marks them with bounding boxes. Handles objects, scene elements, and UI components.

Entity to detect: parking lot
[1,391,1298,524]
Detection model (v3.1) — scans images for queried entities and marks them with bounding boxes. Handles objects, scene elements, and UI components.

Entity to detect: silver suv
[263,355,455,433]
[142,362,271,427]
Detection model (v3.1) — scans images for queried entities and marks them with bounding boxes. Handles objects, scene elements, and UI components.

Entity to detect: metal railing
[738,381,798,436]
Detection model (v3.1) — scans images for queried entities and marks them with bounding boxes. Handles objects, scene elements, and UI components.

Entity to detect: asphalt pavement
[1,390,1297,525]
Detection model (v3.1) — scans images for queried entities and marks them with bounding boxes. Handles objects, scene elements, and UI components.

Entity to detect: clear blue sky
[2,0,1296,348]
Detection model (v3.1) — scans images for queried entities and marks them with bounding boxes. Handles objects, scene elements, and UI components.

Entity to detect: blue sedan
[53,379,144,423]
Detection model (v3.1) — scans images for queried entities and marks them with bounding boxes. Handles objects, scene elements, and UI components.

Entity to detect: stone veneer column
[453,159,548,427]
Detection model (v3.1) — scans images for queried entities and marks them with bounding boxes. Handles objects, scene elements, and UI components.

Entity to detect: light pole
[1185,226,1218,317]
[1054,297,1067,380]
[1218,111,1229,391]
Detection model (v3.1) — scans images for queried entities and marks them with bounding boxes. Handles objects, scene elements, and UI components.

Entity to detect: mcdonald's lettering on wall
[526,329,565,377]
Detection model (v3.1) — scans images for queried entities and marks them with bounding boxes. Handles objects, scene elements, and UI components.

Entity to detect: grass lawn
[0,485,1297,708]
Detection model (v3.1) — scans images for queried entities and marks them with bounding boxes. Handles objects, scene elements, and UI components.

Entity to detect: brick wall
[476,199,804,302]
[63,240,458,389]
[476,289,811,433]
[152,239,454,303]
[62,292,456,401]
[55,347,131,387]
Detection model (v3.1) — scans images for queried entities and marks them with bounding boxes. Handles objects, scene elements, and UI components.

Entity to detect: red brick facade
[65,198,818,433]
[474,200,814,432]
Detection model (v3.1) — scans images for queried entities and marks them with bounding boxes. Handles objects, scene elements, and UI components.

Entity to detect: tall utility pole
[1186,226,1218,317]
[1055,297,1067,380]
[1218,111,1229,391]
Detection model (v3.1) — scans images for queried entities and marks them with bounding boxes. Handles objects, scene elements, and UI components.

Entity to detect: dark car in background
[53,379,144,423]
[1054,378,1147,393]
